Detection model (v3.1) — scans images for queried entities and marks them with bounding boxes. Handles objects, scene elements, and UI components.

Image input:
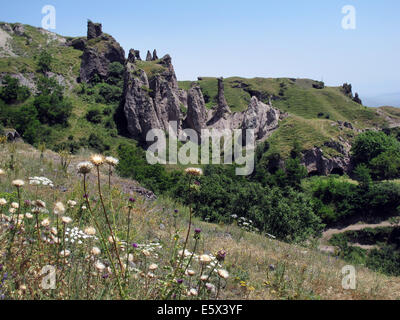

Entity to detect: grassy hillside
[1,142,400,300]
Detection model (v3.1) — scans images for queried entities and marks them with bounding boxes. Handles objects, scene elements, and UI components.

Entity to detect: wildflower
[94,261,105,271]
[34,200,46,208]
[176,279,184,284]
[206,283,216,293]
[129,197,136,203]
[142,249,151,257]
[186,270,196,277]
[81,205,87,210]
[105,156,119,167]
[51,227,57,235]
[178,249,192,257]
[216,250,227,262]
[25,213,33,219]
[77,162,93,175]
[60,250,71,257]
[149,264,158,271]
[11,202,19,209]
[9,208,16,214]
[132,243,138,249]
[184,167,203,177]
[199,254,212,265]
[0,169,5,176]
[200,275,209,282]
[147,272,156,279]
[53,202,65,215]
[61,216,72,224]
[195,228,202,234]
[67,200,77,208]
[189,288,198,296]
[41,218,50,227]
[12,179,25,187]
[217,269,229,279]
[84,226,96,236]
[90,154,104,166]
[91,247,101,256]
[0,198,7,206]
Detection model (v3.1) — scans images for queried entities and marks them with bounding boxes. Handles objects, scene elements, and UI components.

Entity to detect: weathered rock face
[183,85,207,135]
[79,22,125,83]
[152,49,158,61]
[123,64,161,141]
[242,96,280,141]
[146,50,152,61]
[302,145,352,176]
[123,54,182,142]
[87,21,102,40]
[207,78,232,127]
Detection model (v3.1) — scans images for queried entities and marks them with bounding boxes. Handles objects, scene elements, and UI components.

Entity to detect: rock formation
[242,96,280,141]
[79,21,125,83]
[87,21,102,40]
[183,85,208,135]
[123,54,182,142]
[146,50,152,61]
[207,78,232,127]
[153,49,158,61]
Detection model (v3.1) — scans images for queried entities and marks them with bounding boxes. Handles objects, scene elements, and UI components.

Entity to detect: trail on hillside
[319,220,393,253]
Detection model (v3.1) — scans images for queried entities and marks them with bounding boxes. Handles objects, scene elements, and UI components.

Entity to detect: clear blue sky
[1,0,399,99]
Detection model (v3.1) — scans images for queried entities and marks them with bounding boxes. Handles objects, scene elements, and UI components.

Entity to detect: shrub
[86,108,103,124]
[0,75,30,104]
[37,51,52,73]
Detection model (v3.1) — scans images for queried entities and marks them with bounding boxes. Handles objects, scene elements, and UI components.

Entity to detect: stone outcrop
[153,49,158,61]
[123,54,182,142]
[87,21,102,40]
[242,96,280,141]
[302,147,351,176]
[146,50,152,61]
[183,85,207,135]
[79,21,125,83]
[207,78,232,127]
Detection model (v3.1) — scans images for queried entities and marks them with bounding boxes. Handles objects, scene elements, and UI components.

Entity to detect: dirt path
[319,220,393,254]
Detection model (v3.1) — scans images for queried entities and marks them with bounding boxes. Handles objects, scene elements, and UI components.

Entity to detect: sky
[0,0,399,105]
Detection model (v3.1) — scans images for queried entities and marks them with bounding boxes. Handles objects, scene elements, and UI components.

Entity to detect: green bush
[37,51,52,73]
[86,108,103,124]
[0,75,30,104]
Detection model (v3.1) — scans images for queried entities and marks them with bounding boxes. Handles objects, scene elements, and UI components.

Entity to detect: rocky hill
[0,20,396,176]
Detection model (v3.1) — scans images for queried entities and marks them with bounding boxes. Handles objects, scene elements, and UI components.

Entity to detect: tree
[352,131,400,166]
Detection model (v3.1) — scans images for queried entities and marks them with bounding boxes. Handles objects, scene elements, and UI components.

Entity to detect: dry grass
[1,142,400,300]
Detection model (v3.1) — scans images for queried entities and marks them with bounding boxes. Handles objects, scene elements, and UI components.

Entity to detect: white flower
[12,179,25,187]
[184,167,203,177]
[149,264,158,271]
[53,202,65,215]
[90,154,104,166]
[0,169,6,176]
[91,247,101,256]
[77,162,93,175]
[199,254,212,265]
[60,250,71,257]
[189,288,198,296]
[11,202,19,209]
[84,227,96,236]
[94,261,105,271]
[25,213,33,219]
[41,218,50,227]
[217,269,229,279]
[67,200,77,208]
[105,156,119,167]
[0,198,7,206]
[186,270,196,277]
[9,208,16,214]
[61,216,72,224]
